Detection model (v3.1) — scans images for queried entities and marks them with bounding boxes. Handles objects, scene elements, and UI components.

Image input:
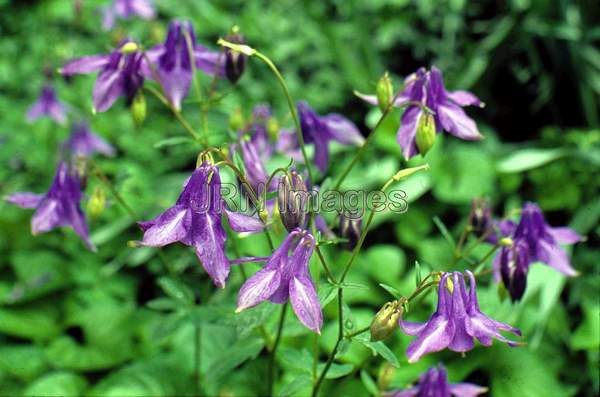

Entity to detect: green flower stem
[312,165,429,396]
[183,31,210,144]
[217,39,314,185]
[268,303,288,396]
[315,245,336,284]
[345,325,370,339]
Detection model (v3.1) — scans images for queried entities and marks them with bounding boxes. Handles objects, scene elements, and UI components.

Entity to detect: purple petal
[437,102,482,140]
[313,135,330,173]
[549,227,583,245]
[65,199,96,251]
[448,273,474,352]
[139,205,191,247]
[355,92,379,106]
[6,192,43,209]
[449,383,488,397]
[237,262,283,311]
[48,101,68,125]
[398,320,427,336]
[323,114,364,145]
[385,389,419,397]
[289,269,322,333]
[61,55,110,76]
[224,209,264,233]
[447,90,484,107]
[158,60,192,111]
[92,68,125,112]
[536,239,578,276]
[194,211,230,288]
[25,101,45,122]
[405,312,455,363]
[396,106,422,160]
[31,198,64,234]
[314,214,335,240]
[129,0,156,18]
[194,46,225,77]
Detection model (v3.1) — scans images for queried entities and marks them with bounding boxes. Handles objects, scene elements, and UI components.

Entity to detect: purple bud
[277,171,309,232]
[470,198,493,238]
[339,212,362,250]
[499,240,529,301]
[224,32,246,84]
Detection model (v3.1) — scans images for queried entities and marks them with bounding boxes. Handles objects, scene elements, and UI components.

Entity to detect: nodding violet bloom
[490,202,583,301]
[298,101,364,173]
[146,20,225,111]
[26,84,68,125]
[385,364,487,397]
[469,198,493,239]
[61,40,146,113]
[63,122,115,158]
[399,271,520,363]
[277,171,309,232]
[223,32,246,83]
[358,67,483,159]
[339,212,362,251]
[102,0,156,30]
[137,163,263,288]
[6,162,95,251]
[236,229,323,333]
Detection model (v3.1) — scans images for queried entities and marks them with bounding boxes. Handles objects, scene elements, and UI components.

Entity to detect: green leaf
[571,301,600,350]
[205,337,265,382]
[360,370,379,396]
[432,216,455,248]
[153,136,195,148]
[277,376,312,397]
[23,371,88,397]
[496,148,566,173]
[0,345,48,382]
[157,276,195,304]
[146,297,180,311]
[44,336,134,371]
[378,283,401,299]
[0,303,60,341]
[355,335,400,368]
[316,363,354,379]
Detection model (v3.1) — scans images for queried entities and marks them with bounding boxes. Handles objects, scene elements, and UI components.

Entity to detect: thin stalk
[345,325,370,339]
[315,245,336,284]
[183,30,209,144]
[194,325,201,396]
[268,303,288,396]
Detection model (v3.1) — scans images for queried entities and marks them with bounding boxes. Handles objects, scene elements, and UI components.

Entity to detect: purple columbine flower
[297,101,364,173]
[61,40,147,113]
[63,121,115,158]
[236,229,323,333]
[144,20,224,111]
[26,84,68,125]
[137,163,263,288]
[358,67,483,159]
[399,271,520,363]
[385,364,487,397]
[6,162,95,251]
[102,0,156,30]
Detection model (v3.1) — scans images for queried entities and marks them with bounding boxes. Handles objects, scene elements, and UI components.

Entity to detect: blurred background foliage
[0,0,599,396]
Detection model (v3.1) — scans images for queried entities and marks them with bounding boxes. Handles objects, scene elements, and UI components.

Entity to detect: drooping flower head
[6,162,95,251]
[277,171,310,232]
[223,31,246,84]
[26,84,68,125]
[137,162,263,288]
[236,229,323,333]
[358,67,483,159]
[102,0,156,30]
[385,364,487,397]
[297,101,364,173]
[399,271,520,363]
[146,20,225,110]
[339,211,362,251]
[61,40,147,113]
[469,198,493,239]
[488,202,583,300]
[63,121,116,158]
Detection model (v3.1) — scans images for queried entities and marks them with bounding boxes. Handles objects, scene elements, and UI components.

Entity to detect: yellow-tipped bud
[370,300,403,342]
[415,113,436,155]
[266,118,279,140]
[376,72,393,112]
[120,41,139,54]
[87,186,106,218]
[500,237,514,247]
[229,108,245,131]
[131,91,146,127]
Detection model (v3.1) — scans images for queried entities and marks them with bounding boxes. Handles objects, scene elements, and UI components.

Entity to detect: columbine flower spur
[399,271,520,363]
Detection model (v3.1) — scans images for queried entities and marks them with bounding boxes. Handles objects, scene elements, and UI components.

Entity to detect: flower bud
[229,108,245,131]
[376,72,393,112]
[370,300,403,341]
[415,113,436,155]
[131,91,146,126]
[339,212,362,251]
[224,30,246,84]
[499,241,529,301]
[277,171,309,232]
[469,198,493,238]
[266,117,280,140]
[87,186,106,218]
[120,41,139,54]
